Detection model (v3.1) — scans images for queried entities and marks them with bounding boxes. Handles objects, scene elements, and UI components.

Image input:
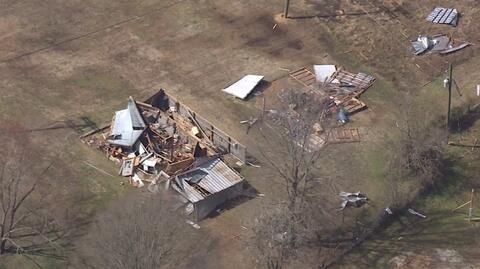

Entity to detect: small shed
[172,157,244,220]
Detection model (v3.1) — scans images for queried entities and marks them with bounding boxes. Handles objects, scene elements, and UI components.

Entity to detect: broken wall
[146,90,247,162]
[193,181,244,221]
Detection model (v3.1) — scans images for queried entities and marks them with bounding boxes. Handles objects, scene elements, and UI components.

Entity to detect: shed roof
[175,157,243,203]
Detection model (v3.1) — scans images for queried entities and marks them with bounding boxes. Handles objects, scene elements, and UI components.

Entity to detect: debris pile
[339,191,368,210]
[411,34,470,55]
[82,90,247,220]
[259,66,374,150]
[413,7,471,55]
[292,65,375,115]
[85,96,215,186]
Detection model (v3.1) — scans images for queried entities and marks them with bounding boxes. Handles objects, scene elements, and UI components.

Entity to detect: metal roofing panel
[182,183,204,203]
[222,75,264,99]
[177,158,243,203]
[197,158,243,194]
[426,7,458,26]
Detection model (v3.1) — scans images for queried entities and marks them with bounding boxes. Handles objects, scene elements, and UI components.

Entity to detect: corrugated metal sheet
[426,7,458,26]
[176,158,243,203]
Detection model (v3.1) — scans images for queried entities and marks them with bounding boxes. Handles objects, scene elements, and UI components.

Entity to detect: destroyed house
[172,157,244,220]
[81,89,247,219]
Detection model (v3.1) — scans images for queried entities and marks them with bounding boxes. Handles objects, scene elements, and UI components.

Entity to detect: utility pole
[468,189,475,222]
[284,0,290,18]
[445,63,453,134]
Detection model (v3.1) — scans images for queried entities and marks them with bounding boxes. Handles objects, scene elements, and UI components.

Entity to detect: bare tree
[76,191,211,269]
[385,98,445,209]
[390,102,444,185]
[0,122,84,266]
[252,90,335,267]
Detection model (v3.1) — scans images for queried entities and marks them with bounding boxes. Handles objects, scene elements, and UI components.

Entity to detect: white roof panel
[313,65,339,83]
[222,75,264,99]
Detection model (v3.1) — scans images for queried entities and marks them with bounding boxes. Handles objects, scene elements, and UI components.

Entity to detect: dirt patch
[0,16,20,58]
[389,249,472,269]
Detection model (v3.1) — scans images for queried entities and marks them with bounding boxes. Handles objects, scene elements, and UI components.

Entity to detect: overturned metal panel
[411,34,470,55]
[411,35,433,55]
[222,75,264,99]
[426,7,458,26]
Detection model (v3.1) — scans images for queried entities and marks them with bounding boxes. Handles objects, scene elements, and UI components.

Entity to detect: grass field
[0,0,479,268]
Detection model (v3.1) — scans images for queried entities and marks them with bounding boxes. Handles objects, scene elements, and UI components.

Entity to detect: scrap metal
[339,191,368,210]
[411,34,471,55]
[426,7,459,26]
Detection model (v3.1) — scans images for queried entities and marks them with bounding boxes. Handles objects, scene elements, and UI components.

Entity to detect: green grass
[0,255,67,269]
[335,147,480,268]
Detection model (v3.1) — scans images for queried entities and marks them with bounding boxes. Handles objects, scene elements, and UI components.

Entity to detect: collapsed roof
[107,97,147,147]
[173,157,244,203]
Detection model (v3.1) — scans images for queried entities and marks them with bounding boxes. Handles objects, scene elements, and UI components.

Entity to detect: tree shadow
[243,80,271,101]
[205,181,258,219]
[449,104,480,133]
[0,116,99,135]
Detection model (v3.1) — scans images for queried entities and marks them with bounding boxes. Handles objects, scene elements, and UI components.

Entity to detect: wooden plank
[289,67,316,87]
[327,128,360,144]
[331,69,375,90]
[121,158,134,177]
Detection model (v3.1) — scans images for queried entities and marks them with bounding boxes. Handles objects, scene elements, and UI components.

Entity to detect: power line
[356,0,450,83]
[0,0,188,63]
